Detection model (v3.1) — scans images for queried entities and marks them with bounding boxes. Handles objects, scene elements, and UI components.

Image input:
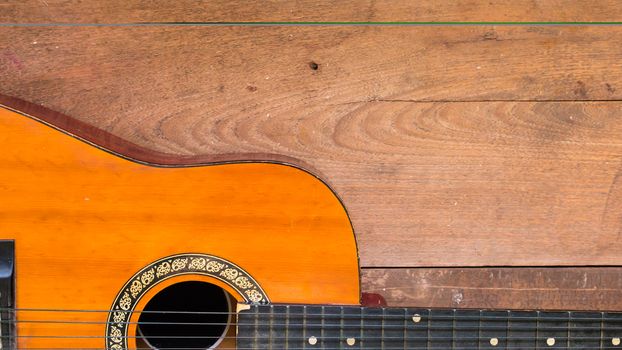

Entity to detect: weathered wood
[362,268,622,311]
[2,26,622,267]
[2,26,622,104]
[2,1,622,23]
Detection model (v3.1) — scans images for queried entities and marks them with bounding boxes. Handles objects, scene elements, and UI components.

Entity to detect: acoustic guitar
[0,95,620,349]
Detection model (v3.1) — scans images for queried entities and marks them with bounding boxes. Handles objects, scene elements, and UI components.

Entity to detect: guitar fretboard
[237,305,622,349]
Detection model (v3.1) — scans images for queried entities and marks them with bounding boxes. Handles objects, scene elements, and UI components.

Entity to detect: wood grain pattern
[2,26,622,104]
[362,267,622,311]
[8,95,622,314]
[2,1,622,23]
[4,0,622,317]
[5,101,620,346]
[3,26,622,267]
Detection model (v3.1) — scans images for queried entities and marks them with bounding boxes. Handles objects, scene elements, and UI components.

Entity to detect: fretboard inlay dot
[490,337,499,346]
[346,337,356,346]
[412,313,422,323]
[547,337,556,346]
[613,337,621,346]
[308,336,318,345]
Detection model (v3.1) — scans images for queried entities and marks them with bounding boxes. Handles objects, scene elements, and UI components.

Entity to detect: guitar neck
[238,305,622,349]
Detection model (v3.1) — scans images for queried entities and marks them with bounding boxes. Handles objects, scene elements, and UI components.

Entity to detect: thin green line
[224,21,622,25]
[166,21,622,25]
[155,21,622,24]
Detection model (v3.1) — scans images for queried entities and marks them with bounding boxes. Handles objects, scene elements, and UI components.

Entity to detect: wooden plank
[362,268,622,310]
[2,1,622,23]
[3,26,622,267]
[1,26,621,104]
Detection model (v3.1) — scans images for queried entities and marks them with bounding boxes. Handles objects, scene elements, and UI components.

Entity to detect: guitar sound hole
[137,281,231,349]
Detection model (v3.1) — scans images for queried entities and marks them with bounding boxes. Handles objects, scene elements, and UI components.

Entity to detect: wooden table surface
[3,0,622,310]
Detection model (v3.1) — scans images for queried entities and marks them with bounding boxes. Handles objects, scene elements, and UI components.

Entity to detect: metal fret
[454,309,479,350]
[362,307,383,349]
[508,310,537,350]
[405,308,429,350]
[287,305,305,350]
[603,312,622,350]
[342,306,362,350]
[429,309,453,349]
[381,308,386,350]
[285,305,291,350]
[323,306,341,349]
[384,308,405,350]
[537,311,569,349]
[270,305,288,349]
[569,312,602,349]
[255,305,271,349]
[236,304,622,349]
[480,310,508,349]
[236,304,256,350]
[402,308,407,350]
[305,305,323,349]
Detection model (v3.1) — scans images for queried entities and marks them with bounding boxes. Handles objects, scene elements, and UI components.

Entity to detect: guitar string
[0,317,620,326]
[0,317,620,325]
[1,316,617,341]
[0,319,615,331]
[0,334,617,340]
[2,308,621,323]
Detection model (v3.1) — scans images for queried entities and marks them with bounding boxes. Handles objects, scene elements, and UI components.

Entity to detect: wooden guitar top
[0,102,360,348]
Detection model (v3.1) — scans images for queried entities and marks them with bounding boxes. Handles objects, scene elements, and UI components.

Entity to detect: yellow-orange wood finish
[0,105,360,349]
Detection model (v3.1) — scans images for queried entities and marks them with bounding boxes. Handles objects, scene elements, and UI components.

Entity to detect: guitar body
[0,101,360,349]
